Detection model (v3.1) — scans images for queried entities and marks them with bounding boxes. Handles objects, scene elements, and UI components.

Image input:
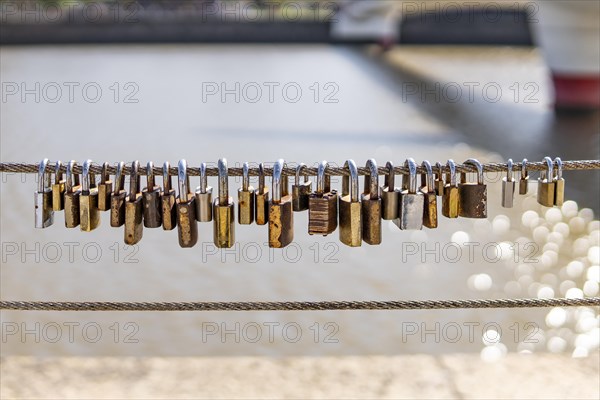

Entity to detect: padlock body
[395,191,424,230]
[213,198,235,248]
[177,194,198,248]
[35,190,54,228]
[308,191,338,236]
[361,194,382,245]
[51,181,65,211]
[339,195,362,247]
[238,186,255,225]
[64,189,81,228]
[554,178,565,206]
[195,187,213,222]
[142,186,162,228]
[502,178,515,208]
[422,191,438,229]
[269,195,294,248]
[292,182,312,211]
[537,179,555,207]
[381,187,399,220]
[519,176,529,195]
[110,191,127,227]
[442,185,459,218]
[97,181,113,211]
[162,189,177,231]
[80,191,100,232]
[255,188,269,226]
[459,183,487,218]
[124,194,143,245]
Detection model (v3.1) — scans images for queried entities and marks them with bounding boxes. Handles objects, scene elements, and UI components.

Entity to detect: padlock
[238,162,255,225]
[395,158,424,230]
[308,160,338,236]
[441,159,459,218]
[213,158,235,248]
[255,162,269,226]
[269,159,294,248]
[161,161,177,231]
[502,158,515,208]
[361,159,382,245]
[458,158,487,218]
[110,161,127,227]
[124,160,144,245]
[176,159,198,248]
[292,163,312,212]
[64,160,81,228]
[339,159,362,247]
[80,159,101,232]
[435,162,445,196]
[554,157,565,206]
[51,160,65,211]
[34,158,54,228]
[142,161,162,228]
[537,156,555,207]
[381,161,400,220]
[420,160,438,229]
[97,162,112,211]
[519,158,529,195]
[195,162,213,222]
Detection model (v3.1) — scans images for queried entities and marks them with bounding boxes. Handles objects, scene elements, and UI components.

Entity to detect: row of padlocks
[34,157,565,248]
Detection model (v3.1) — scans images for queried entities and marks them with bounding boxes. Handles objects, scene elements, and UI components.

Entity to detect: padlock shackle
[364,159,379,199]
[163,161,172,192]
[316,160,330,194]
[177,159,190,199]
[242,162,250,191]
[342,159,359,202]
[521,158,528,179]
[403,158,418,194]
[272,159,285,203]
[37,158,50,193]
[114,161,125,194]
[506,159,514,182]
[54,160,63,183]
[384,161,395,190]
[258,163,266,193]
[421,160,434,193]
[217,158,228,204]
[199,162,208,193]
[129,160,141,200]
[295,163,309,185]
[554,157,563,180]
[101,162,109,183]
[146,161,156,191]
[82,159,93,194]
[541,156,553,181]
[436,161,444,185]
[65,160,79,192]
[445,159,457,187]
[462,158,484,185]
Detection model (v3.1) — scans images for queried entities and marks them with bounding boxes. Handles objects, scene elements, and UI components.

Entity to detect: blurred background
[1,0,599,398]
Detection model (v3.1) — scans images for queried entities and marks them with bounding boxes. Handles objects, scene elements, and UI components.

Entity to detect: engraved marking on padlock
[110,161,127,228]
[161,161,177,231]
[420,160,438,229]
[195,162,213,222]
[80,159,101,232]
[34,158,54,228]
[361,159,382,245]
[381,161,400,220]
[502,158,515,208]
[339,159,362,247]
[395,158,424,230]
[458,158,487,218]
[255,162,269,226]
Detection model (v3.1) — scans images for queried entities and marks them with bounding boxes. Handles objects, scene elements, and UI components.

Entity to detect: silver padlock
[395,158,424,230]
[502,158,515,208]
[554,157,565,206]
[519,158,529,195]
[195,162,213,222]
[34,158,54,228]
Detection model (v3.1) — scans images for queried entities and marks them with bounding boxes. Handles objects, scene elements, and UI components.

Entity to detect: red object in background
[552,74,600,110]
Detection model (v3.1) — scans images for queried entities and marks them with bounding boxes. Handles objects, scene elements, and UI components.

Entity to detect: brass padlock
[195,162,213,222]
[269,159,294,248]
[51,160,65,211]
[502,158,515,208]
[110,161,127,227]
[97,162,112,211]
[238,162,255,225]
[361,159,382,245]
[339,159,362,247]
[308,160,338,236]
[458,159,487,218]
[64,160,81,228]
[213,158,235,248]
[80,159,100,232]
[34,158,54,228]
[161,161,177,231]
[381,161,400,220]
[255,162,269,225]
[124,160,144,245]
[519,158,529,195]
[537,156,555,207]
[292,163,312,212]
[395,158,424,230]
[420,160,438,229]
[442,159,459,218]
[142,161,162,228]
[435,162,445,196]
[176,159,198,248]
[554,157,565,206]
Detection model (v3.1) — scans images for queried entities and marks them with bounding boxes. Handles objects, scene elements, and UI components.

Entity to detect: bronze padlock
[308,160,338,236]
[176,159,198,248]
[435,162,445,196]
[51,160,65,211]
[339,159,362,247]
[64,160,81,228]
[269,159,294,248]
[362,159,382,245]
[458,158,487,218]
[79,159,101,232]
[142,161,162,228]
[395,158,424,231]
[381,161,400,220]
[255,162,269,226]
[213,158,235,248]
[124,160,144,245]
[502,158,515,208]
[161,161,177,231]
[97,162,112,212]
[537,156,555,207]
[292,163,312,212]
[442,159,459,218]
[195,162,213,223]
[420,160,438,229]
[34,158,54,228]
[110,161,127,227]
[238,162,255,225]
